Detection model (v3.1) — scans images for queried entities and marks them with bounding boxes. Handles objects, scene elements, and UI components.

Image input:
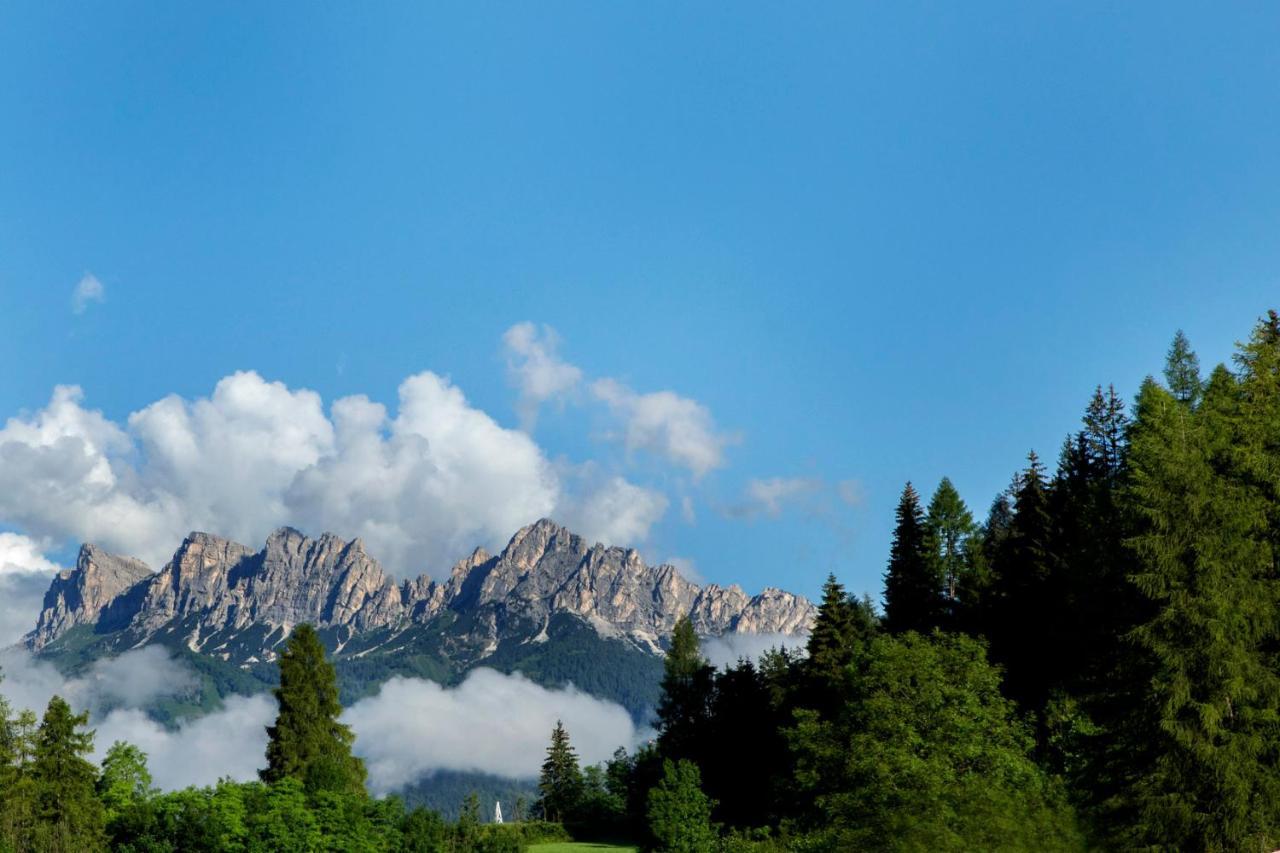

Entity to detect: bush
[647,759,717,853]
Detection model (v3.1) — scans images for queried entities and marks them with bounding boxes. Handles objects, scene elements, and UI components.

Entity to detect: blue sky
[2,3,1279,610]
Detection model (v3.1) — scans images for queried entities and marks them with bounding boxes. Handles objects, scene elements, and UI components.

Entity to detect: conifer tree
[883,482,943,634]
[1111,342,1280,849]
[537,720,583,824]
[924,477,976,622]
[985,452,1063,709]
[31,696,105,853]
[1,709,39,851]
[1164,329,1202,406]
[797,575,876,726]
[1084,385,1129,479]
[261,624,367,795]
[656,615,715,762]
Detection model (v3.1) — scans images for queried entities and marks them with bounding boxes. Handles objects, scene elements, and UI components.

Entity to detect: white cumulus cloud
[559,472,669,548]
[0,534,61,646]
[344,669,641,792]
[72,273,106,314]
[0,370,666,577]
[502,323,583,430]
[591,378,734,479]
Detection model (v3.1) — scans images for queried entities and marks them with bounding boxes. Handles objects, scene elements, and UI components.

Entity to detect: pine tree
[985,452,1063,710]
[1,709,39,851]
[656,615,715,763]
[1111,344,1280,849]
[800,574,875,719]
[1084,385,1129,479]
[1164,329,1202,406]
[537,720,583,824]
[954,490,1013,636]
[31,696,105,853]
[261,623,367,795]
[883,482,943,634]
[924,477,976,622]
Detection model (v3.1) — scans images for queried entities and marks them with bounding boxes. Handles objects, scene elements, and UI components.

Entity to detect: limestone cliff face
[27,519,816,658]
[32,545,154,647]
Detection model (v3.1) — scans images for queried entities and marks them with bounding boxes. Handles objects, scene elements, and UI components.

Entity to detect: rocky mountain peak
[27,519,817,661]
[31,545,153,648]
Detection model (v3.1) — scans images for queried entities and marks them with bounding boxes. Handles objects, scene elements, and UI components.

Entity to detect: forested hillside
[3,311,1280,850]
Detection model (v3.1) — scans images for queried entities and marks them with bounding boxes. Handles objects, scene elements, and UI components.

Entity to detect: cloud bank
[702,632,808,670]
[346,668,641,792]
[0,370,665,577]
[0,649,640,793]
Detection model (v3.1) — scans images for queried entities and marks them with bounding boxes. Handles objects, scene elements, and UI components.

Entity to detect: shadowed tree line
[541,312,1280,852]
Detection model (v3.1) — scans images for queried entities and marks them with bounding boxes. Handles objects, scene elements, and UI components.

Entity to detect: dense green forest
[4,311,1280,851]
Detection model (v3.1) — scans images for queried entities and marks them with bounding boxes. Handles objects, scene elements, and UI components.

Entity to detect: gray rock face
[32,545,154,648]
[27,519,817,658]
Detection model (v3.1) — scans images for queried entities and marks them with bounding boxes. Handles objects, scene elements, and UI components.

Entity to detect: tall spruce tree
[883,482,943,634]
[31,696,105,853]
[954,490,1013,636]
[1112,335,1280,849]
[261,624,367,795]
[1084,385,1129,480]
[1,709,38,851]
[985,452,1064,710]
[924,477,976,624]
[656,615,715,763]
[537,721,583,824]
[800,574,876,719]
[1164,329,1203,406]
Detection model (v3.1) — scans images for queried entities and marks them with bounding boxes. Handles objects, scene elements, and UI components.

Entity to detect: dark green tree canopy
[32,695,105,853]
[883,481,943,634]
[1164,329,1202,406]
[537,720,583,824]
[261,623,367,795]
[646,759,716,853]
[924,477,976,615]
[655,615,715,762]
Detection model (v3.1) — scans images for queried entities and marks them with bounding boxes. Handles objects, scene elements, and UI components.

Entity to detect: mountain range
[26,518,816,721]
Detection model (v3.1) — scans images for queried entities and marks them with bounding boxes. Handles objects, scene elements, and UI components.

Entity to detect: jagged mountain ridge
[29,519,816,665]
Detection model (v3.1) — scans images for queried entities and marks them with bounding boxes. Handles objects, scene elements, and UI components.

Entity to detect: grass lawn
[527,844,640,853]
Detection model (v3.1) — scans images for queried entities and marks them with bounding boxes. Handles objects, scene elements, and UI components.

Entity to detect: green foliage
[30,696,106,853]
[883,482,943,634]
[790,632,1083,852]
[97,741,154,827]
[655,617,714,764]
[645,760,716,853]
[261,623,368,795]
[538,721,584,824]
[924,477,976,621]
[799,576,874,720]
[1104,318,1280,850]
[1164,328,1203,406]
